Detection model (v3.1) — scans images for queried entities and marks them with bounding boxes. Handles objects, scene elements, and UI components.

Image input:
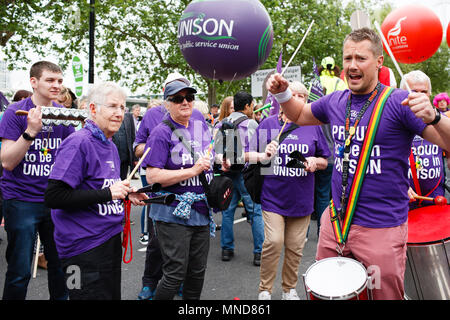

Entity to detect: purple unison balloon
[177,0,273,81]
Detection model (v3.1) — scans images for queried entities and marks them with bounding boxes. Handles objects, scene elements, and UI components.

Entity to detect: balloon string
[224,72,238,97]
[374,21,411,93]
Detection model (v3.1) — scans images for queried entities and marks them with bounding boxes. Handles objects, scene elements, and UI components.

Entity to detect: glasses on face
[167,94,195,104]
[98,103,126,113]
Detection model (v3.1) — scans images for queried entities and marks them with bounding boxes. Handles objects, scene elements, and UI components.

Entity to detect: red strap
[409,150,422,196]
[122,200,133,264]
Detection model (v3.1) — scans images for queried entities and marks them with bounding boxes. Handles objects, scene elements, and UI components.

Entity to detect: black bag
[163,120,233,211]
[243,123,299,203]
[216,115,248,172]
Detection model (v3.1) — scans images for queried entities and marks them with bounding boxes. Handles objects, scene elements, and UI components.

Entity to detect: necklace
[40,128,52,156]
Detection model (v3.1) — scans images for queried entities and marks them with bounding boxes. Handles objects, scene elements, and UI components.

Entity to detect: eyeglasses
[97,103,126,113]
[167,94,195,104]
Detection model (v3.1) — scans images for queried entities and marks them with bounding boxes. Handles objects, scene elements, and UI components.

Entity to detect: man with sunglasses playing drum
[266,28,450,300]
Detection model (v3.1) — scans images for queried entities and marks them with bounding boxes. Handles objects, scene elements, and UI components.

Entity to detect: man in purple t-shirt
[0,61,74,300]
[400,71,447,209]
[267,28,450,300]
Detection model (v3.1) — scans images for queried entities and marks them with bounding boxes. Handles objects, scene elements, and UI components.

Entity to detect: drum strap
[330,86,394,245]
[408,150,443,204]
[409,151,422,196]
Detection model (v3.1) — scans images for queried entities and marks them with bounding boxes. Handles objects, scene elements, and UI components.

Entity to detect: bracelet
[273,88,292,104]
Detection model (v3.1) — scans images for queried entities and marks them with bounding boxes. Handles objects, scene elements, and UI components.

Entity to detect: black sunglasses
[168,94,195,104]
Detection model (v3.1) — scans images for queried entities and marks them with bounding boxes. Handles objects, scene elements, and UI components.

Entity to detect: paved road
[1,176,449,301]
[0,179,320,301]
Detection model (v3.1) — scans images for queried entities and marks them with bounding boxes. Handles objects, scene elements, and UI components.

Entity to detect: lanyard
[330,85,393,246]
[338,83,381,217]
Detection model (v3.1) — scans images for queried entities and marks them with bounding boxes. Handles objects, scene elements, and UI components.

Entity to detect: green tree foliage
[1,0,448,103]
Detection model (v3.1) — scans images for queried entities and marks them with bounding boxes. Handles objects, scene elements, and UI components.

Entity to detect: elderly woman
[44,82,148,300]
[249,81,330,300]
[141,80,219,300]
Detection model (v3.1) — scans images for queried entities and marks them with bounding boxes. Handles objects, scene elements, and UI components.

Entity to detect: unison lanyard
[330,84,394,245]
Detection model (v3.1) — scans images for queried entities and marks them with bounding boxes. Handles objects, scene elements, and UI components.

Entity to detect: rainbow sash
[330,86,394,244]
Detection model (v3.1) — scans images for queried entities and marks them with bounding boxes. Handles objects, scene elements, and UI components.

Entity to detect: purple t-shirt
[311,86,427,228]
[135,104,206,145]
[251,115,330,217]
[0,97,74,202]
[408,135,445,207]
[49,123,123,259]
[141,116,214,216]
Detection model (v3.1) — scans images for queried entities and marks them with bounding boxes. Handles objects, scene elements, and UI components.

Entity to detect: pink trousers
[315,207,408,300]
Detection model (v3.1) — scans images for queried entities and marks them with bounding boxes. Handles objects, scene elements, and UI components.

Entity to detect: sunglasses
[168,94,195,104]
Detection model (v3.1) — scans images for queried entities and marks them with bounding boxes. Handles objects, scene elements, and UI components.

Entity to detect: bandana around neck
[84,119,109,144]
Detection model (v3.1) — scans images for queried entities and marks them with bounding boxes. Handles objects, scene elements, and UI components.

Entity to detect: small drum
[303,257,370,300]
[405,204,450,300]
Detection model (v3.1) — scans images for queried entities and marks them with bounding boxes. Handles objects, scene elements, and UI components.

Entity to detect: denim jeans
[154,221,210,300]
[220,172,264,254]
[2,199,68,300]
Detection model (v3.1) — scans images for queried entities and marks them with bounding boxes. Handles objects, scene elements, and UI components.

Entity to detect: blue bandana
[84,119,109,144]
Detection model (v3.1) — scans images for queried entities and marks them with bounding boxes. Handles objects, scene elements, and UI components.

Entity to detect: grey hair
[193,100,209,116]
[289,81,309,97]
[400,70,432,94]
[86,82,127,120]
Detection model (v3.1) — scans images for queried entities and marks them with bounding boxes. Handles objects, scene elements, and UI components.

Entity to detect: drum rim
[305,257,368,300]
[407,237,450,245]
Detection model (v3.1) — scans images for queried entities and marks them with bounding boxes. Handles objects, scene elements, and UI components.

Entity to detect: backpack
[216,115,248,172]
[243,123,299,203]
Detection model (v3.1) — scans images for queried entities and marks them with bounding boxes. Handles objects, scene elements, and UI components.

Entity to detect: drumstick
[413,195,447,206]
[126,147,150,182]
[32,235,41,278]
[280,20,314,77]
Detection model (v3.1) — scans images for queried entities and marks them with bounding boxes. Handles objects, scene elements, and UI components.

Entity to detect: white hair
[400,70,432,94]
[86,81,127,120]
[193,100,209,116]
[289,81,308,97]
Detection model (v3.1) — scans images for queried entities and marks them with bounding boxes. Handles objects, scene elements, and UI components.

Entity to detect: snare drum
[405,204,450,300]
[303,257,370,300]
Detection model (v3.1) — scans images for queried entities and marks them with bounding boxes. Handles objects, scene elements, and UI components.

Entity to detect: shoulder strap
[232,115,248,127]
[332,86,394,244]
[162,120,210,192]
[278,123,299,144]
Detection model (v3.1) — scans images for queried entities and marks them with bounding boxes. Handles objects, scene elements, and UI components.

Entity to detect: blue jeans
[220,173,264,254]
[2,199,68,300]
[314,163,333,235]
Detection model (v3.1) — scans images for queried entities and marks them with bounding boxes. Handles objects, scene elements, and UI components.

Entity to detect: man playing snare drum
[266,28,450,299]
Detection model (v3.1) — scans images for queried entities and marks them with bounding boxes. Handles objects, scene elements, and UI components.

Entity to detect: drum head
[408,205,450,244]
[305,257,367,300]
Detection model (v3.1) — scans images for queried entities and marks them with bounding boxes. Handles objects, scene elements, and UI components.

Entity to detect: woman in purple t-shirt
[141,80,221,300]
[45,82,147,300]
[249,82,329,300]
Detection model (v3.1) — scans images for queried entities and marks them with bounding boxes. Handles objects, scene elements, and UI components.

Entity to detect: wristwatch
[427,107,441,125]
[22,132,36,141]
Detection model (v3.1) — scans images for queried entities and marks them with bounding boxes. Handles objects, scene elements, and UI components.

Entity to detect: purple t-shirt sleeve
[50,139,85,188]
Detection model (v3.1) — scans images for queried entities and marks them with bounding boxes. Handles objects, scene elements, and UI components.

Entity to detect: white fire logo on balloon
[387,16,408,50]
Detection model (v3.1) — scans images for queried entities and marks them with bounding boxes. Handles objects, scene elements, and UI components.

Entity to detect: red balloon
[381,5,443,64]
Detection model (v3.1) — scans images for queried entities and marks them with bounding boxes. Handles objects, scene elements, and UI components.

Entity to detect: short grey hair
[193,100,209,116]
[289,81,308,97]
[86,82,127,119]
[400,70,432,94]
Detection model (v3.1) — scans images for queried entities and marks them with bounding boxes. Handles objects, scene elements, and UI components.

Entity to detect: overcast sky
[4,0,448,96]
